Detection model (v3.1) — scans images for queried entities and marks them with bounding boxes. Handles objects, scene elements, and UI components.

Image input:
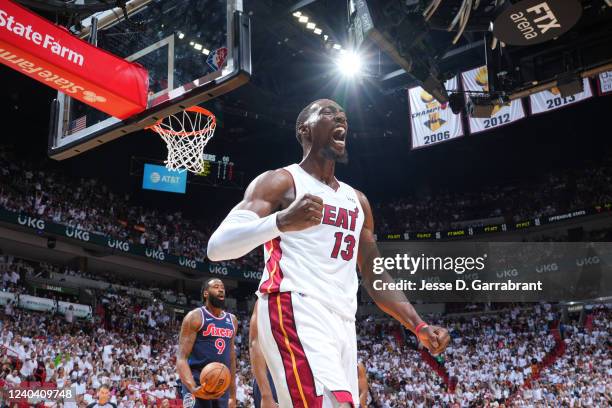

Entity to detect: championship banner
[461,66,526,134]
[409,76,463,149]
[598,71,612,95]
[530,79,593,114]
[0,0,148,119]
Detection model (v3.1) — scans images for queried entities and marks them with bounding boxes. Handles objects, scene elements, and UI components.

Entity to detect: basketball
[199,362,231,395]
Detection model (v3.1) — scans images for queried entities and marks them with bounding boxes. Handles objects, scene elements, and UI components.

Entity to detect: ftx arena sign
[493,0,582,46]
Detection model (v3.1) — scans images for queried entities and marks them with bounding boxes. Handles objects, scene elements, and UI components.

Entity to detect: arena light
[336,51,362,77]
[306,22,316,30]
[323,34,329,41]
[293,11,302,17]
[202,48,210,55]
[333,43,342,50]
[194,43,203,51]
[177,32,185,39]
[298,15,308,23]
[314,28,322,35]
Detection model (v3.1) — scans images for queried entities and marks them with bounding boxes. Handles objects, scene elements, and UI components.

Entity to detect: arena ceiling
[1,0,612,217]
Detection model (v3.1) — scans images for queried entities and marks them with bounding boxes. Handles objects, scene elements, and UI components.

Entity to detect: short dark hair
[295,99,326,145]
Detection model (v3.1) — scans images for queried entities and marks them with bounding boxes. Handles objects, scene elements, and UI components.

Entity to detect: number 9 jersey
[257,163,365,321]
[188,307,235,372]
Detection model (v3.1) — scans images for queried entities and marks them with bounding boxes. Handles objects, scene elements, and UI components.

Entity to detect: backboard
[48,0,250,160]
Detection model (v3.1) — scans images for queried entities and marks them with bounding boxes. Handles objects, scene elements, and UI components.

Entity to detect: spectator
[86,384,117,408]
[65,305,75,324]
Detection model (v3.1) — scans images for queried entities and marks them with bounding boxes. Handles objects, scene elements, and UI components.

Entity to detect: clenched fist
[418,325,451,356]
[276,194,323,232]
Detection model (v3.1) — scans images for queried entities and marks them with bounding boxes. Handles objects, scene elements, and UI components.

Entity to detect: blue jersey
[188,306,235,371]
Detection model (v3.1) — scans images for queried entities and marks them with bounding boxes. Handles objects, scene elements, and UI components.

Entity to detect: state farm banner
[530,79,592,114]
[409,76,464,149]
[598,71,612,95]
[462,66,526,134]
[0,0,148,119]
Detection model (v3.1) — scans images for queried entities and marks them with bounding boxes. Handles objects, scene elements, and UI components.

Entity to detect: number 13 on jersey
[331,232,356,261]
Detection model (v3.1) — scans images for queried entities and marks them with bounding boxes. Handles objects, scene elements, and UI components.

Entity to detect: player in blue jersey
[177,278,237,408]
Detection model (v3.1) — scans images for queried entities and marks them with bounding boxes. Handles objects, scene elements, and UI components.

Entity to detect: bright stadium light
[336,52,362,77]
[332,43,342,50]
[293,11,302,17]
[306,22,316,30]
[177,32,185,39]
[314,28,322,35]
[298,15,308,23]
[194,43,203,51]
[202,48,210,55]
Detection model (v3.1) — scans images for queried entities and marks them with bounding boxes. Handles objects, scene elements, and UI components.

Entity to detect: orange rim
[145,106,216,136]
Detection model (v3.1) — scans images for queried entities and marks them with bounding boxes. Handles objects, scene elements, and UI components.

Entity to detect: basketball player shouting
[177,278,237,408]
[207,99,450,407]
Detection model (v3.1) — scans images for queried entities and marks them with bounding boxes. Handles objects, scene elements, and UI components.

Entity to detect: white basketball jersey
[257,163,364,320]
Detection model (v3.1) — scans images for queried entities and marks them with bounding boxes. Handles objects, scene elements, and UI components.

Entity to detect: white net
[148,107,216,173]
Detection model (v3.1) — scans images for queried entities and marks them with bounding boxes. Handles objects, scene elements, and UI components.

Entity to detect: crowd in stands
[1,253,610,408]
[3,147,612,276]
[1,145,612,406]
[531,307,611,407]
[374,159,612,233]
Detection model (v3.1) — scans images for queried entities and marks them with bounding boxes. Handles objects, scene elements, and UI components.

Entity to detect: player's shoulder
[187,306,205,316]
[257,167,295,185]
[183,307,204,329]
[351,188,371,209]
[246,167,295,195]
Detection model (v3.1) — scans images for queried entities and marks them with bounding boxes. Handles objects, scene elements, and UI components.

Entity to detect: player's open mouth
[332,127,346,147]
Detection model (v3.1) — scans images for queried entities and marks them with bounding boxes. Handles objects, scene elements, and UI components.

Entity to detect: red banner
[0,0,148,119]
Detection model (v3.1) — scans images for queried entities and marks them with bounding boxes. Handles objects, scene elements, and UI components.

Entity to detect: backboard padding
[48,0,250,160]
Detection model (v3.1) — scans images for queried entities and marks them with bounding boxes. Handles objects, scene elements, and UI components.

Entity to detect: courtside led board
[48,0,251,160]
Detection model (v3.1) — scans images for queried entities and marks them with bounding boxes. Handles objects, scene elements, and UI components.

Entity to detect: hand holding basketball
[194,362,231,400]
[276,194,324,232]
[417,325,451,356]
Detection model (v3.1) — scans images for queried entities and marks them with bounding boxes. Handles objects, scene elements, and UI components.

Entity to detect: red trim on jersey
[259,237,284,294]
[197,307,206,331]
[331,391,354,406]
[268,292,320,408]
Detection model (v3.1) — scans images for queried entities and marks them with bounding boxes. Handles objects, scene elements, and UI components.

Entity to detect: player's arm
[206,169,323,261]
[249,301,276,407]
[229,314,238,408]
[357,362,368,407]
[355,190,450,355]
[176,310,205,397]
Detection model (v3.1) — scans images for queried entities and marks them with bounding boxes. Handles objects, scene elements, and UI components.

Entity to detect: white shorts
[257,292,359,408]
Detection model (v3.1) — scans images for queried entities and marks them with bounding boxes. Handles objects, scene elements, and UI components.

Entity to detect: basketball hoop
[147,106,216,173]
